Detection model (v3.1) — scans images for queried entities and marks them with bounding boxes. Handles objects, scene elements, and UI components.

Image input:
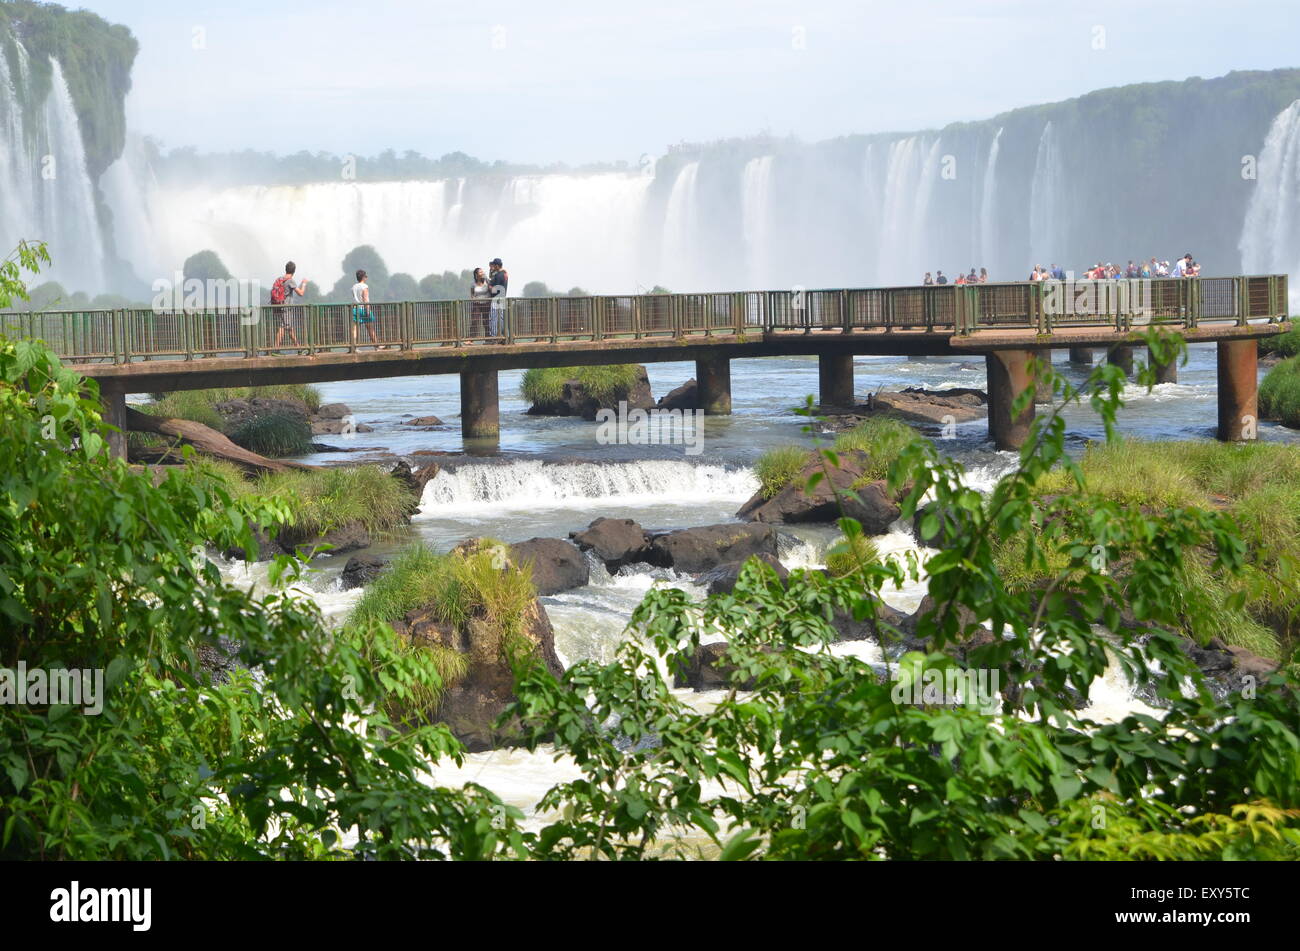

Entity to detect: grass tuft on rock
[520,364,641,407]
[1260,356,1300,428]
[824,533,881,580]
[834,418,919,484]
[229,412,314,458]
[754,445,808,499]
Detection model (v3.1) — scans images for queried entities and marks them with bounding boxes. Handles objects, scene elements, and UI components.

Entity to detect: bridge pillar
[1067,347,1093,365]
[460,369,499,439]
[695,356,732,415]
[818,353,855,409]
[1148,346,1178,384]
[100,385,128,460]
[986,350,1035,451]
[1107,345,1135,378]
[1217,339,1258,442]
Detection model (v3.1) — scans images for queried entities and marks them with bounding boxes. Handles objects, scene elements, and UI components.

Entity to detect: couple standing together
[470,257,508,342]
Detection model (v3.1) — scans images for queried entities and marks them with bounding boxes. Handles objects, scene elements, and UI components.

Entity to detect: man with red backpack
[269,261,310,354]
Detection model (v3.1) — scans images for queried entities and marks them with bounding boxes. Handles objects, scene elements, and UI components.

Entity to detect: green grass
[1260,356,1300,428]
[520,365,641,407]
[138,384,323,433]
[825,533,881,579]
[754,445,808,499]
[1259,328,1300,358]
[193,462,413,539]
[1023,438,1300,660]
[229,412,315,458]
[833,418,920,484]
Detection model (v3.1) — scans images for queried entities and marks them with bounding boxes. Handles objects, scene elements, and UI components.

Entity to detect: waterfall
[659,162,700,289]
[1239,100,1300,309]
[1029,121,1063,270]
[979,128,1003,276]
[415,459,758,515]
[740,156,773,286]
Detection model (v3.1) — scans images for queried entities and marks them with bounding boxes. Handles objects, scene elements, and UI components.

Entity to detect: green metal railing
[2,274,1287,365]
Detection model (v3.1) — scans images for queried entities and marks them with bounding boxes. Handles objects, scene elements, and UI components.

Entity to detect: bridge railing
[3,275,1287,364]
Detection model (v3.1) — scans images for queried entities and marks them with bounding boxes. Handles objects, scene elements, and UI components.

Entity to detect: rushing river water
[213,345,1296,823]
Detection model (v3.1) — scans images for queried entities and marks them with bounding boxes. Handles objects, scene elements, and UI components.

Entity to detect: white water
[1240,99,1300,310]
[978,128,1003,276]
[740,156,774,286]
[659,161,700,289]
[1028,121,1063,269]
[0,50,107,292]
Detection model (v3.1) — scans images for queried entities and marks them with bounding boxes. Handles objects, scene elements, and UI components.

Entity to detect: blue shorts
[351,306,374,324]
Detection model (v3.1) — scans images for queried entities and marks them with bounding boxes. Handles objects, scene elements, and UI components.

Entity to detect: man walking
[488,257,509,342]
[270,261,310,354]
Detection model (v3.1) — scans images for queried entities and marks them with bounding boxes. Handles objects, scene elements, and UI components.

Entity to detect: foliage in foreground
[4,264,1300,858]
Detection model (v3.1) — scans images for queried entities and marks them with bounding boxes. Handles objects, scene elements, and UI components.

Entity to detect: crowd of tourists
[922,268,988,285]
[923,253,1202,288]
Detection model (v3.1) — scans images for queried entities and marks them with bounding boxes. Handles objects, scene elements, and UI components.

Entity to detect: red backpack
[270,275,290,305]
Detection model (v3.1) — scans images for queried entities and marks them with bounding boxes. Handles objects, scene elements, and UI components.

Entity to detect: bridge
[5,274,1289,458]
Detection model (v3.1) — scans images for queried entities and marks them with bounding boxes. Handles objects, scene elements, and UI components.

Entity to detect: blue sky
[87,0,1300,165]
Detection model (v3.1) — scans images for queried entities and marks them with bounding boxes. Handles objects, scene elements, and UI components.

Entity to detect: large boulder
[395,596,563,752]
[657,379,699,411]
[869,389,986,424]
[214,396,311,429]
[697,552,788,596]
[736,449,902,532]
[510,537,590,595]
[389,459,441,497]
[570,517,654,570]
[527,365,655,419]
[341,554,387,590]
[276,520,372,558]
[647,523,778,574]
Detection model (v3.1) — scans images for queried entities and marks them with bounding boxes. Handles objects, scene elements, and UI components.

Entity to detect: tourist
[1173,254,1188,278]
[1051,263,1064,280]
[488,257,509,342]
[979,267,989,283]
[923,272,933,285]
[351,268,380,349]
[470,267,492,338]
[956,272,967,285]
[967,268,979,284]
[935,270,948,285]
[270,261,310,354]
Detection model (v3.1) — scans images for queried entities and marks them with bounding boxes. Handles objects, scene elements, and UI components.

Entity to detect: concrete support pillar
[695,356,732,415]
[460,369,499,439]
[100,385,128,460]
[818,352,855,409]
[986,349,1035,451]
[1217,339,1258,442]
[1067,347,1093,365]
[1107,345,1135,378]
[1148,346,1178,384]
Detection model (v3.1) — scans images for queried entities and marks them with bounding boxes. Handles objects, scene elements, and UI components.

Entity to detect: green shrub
[250,465,413,539]
[1259,328,1300,358]
[1260,356,1300,428]
[229,412,314,458]
[138,384,324,432]
[754,445,807,499]
[520,364,641,407]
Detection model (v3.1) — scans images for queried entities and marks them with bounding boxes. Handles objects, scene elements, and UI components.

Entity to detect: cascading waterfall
[0,47,107,292]
[740,156,773,286]
[415,459,758,515]
[978,128,1003,276]
[658,161,700,289]
[1028,121,1063,270]
[1239,100,1300,310]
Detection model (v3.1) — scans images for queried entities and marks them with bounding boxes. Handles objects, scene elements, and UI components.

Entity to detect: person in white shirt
[351,269,380,348]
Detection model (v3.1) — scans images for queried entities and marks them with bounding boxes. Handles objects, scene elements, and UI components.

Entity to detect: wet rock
[869,390,985,424]
[221,523,284,562]
[311,418,373,435]
[526,365,655,419]
[510,537,590,595]
[673,641,778,691]
[405,415,444,427]
[277,520,372,558]
[341,555,387,590]
[389,459,441,497]
[570,517,653,570]
[647,523,778,574]
[736,449,902,532]
[831,601,912,644]
[214,396,311,429]
[697,552,788,596]
[657,379,699,411]
[316,403,351,419]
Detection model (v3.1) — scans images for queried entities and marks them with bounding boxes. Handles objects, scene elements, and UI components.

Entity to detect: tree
[182,249,232,283]
[522,280,551,298]
[331,245,391,301]
[385,272,418,302]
